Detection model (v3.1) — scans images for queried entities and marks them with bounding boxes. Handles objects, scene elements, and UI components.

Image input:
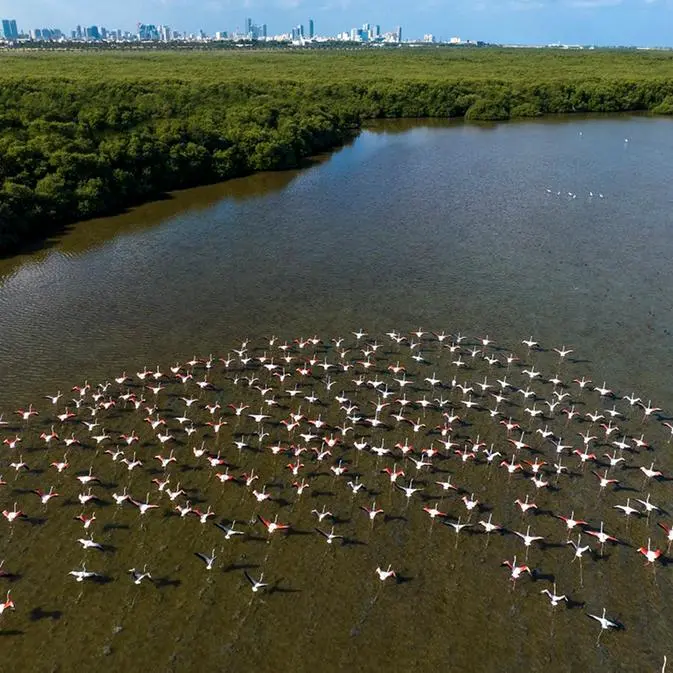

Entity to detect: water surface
[1,116,673,673]
[1,116,671,409]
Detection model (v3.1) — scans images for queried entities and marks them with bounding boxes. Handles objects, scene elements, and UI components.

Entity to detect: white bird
[541,583,568,607]
[129,566,152,585]
[77,537,103,551]
[375,565,397,581]
[196,549,216,570]
[311,506,333,523]
[244,571,268,593]
[587,608,619,643]
[315,526,344,545]
[69,565,101,582]
[215,520,245,540]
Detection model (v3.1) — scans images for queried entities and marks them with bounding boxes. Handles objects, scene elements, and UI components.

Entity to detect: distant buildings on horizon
[1,18,19,40]
[0,15,476,46]
[4,15,668,49]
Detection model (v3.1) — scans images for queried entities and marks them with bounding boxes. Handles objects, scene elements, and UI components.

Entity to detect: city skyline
[0,16,408,44]
[1,0,672,46]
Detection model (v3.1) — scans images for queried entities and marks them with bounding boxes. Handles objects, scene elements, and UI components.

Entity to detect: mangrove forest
[2,47,673,253]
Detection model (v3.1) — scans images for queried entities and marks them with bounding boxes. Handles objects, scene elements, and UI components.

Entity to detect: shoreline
[3,107,667,260]
[3,48,673,255]
[2,107,666,259]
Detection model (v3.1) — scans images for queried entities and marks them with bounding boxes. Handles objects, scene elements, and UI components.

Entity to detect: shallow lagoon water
[0,116,673,672]
[1,116,672,408]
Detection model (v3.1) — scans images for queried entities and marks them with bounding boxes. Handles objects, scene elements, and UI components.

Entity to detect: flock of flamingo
[1,329,672,659]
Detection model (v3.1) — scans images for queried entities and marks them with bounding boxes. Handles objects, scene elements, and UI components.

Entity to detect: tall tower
[2,19,18,39]
[309,19,314,39]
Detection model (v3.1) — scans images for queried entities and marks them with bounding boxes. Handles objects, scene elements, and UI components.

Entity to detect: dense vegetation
[2,47,673,253]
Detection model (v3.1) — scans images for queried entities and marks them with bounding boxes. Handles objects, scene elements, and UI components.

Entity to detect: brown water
[1,116,672,410]
[1,117,673,673]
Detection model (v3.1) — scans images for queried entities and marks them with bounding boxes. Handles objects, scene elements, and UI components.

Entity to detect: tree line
[0,82,356,252]
[2,49,673,253]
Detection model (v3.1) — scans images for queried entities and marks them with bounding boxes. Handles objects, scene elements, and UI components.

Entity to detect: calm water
[1,117,672,409]
[1,116,673,673]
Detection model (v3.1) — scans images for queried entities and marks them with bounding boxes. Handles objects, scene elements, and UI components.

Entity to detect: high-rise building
[137,23,159,40]
[2,19,19,39]
[375,25,381,37]
[309,19,314,39]
[76,25,82,39]
[396,26,402,42]
[85,25,101,40]
[243,18,264,39]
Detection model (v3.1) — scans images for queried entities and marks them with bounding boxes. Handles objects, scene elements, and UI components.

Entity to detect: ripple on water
[1,117,672,410]
[0,331,671,672]
[0,117,672,670]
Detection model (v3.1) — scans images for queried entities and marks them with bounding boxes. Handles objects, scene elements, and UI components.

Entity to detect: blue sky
[1,0,672,46]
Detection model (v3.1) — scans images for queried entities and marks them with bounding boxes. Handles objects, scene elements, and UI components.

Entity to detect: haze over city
[1,0,672,46]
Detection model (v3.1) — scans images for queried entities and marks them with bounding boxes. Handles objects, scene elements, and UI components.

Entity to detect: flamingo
[375,565,397,581]
[501,556,531,587]
[637,538,662,565]
[541,583,568,607]
[587,608,619,644]
[315,527,344,545]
